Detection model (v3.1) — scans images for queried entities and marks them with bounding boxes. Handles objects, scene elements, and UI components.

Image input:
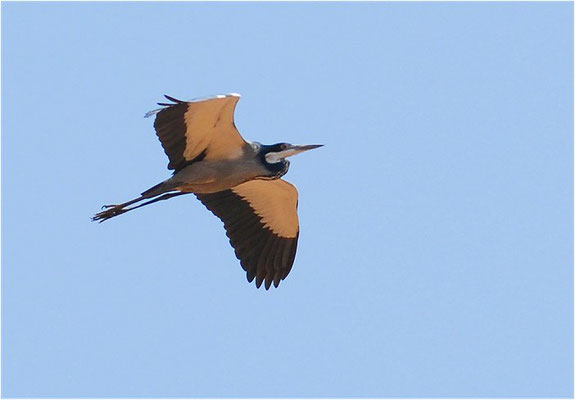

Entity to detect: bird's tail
[92,183,186,223]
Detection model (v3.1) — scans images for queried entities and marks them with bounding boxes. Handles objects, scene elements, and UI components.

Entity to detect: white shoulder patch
[246,141,260,152]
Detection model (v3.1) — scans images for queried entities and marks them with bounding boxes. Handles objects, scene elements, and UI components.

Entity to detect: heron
[93,93,322,289]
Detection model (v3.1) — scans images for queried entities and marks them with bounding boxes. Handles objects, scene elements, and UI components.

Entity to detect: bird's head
[255,142,323,180]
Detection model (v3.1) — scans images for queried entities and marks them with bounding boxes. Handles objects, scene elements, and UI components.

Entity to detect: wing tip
[146,95,188,114]
[163,94,185,103]
[144,108,162,118]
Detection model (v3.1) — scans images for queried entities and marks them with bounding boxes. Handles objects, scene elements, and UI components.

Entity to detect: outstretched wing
[196,179,300,289]
[147,93,248,172]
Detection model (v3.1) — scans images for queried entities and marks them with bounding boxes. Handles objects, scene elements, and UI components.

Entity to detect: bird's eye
[281,143,288,150]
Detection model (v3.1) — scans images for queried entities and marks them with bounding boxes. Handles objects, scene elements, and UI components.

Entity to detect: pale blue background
[2,2,573,398]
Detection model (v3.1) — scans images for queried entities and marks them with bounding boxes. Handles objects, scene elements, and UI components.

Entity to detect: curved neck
[259,152,289,179]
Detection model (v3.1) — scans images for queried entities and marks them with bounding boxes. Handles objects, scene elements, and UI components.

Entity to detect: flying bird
[93,93,322,289]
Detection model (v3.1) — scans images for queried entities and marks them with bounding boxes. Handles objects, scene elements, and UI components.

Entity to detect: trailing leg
[92,192,187,223]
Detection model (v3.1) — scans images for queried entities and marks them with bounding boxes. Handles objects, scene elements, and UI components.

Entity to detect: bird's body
[93,93,321,289]
[145,142,285,195]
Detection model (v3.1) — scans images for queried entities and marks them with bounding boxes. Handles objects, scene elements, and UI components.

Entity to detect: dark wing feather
[196,180,300,289]
[153,101,189,170]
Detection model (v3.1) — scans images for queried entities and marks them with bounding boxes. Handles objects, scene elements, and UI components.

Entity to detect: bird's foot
[92,206,127,222]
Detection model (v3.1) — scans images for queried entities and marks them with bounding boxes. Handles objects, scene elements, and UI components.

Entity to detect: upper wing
[148,94,248,171]
[196,179,300,289]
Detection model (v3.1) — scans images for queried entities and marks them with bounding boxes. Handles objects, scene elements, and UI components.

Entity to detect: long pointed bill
[265,144,324,163]
[279,144,324,159]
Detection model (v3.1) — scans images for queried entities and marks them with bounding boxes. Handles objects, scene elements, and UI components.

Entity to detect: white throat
[265,148,302,164]
[265,152,284,164]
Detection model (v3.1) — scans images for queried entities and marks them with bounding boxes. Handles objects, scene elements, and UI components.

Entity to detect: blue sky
[2,2,573,398]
